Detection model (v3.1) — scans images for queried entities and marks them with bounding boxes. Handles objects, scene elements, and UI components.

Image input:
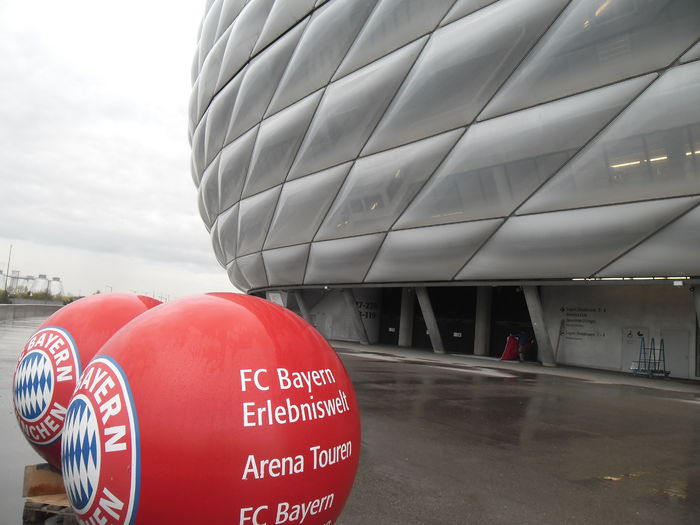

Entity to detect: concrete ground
[334,342,700,524]
[2,319,699,524]
[0,318,44,525]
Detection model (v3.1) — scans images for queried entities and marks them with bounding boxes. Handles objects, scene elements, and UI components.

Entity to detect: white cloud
[0,1,237,297]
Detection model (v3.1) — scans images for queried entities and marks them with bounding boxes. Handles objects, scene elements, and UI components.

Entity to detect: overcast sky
[0,0,236,298]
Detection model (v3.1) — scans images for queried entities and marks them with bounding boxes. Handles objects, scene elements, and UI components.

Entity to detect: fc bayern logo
[13,327,81,445]
[62,356,140,525]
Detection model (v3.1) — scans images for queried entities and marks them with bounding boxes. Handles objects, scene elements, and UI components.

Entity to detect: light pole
[4,244,12,292]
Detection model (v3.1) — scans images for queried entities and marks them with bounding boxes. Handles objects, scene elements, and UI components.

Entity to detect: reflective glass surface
[242,91,323,198]
[482,0,700,120]
[366,219,502,282]
[521,61,700,214]
[263,244,310,286]
[304,234,384,284]
[265,163,351,249]
[396,75,654,228]
[363,0,569,155]
[236,186,281,256]
[457,197,699,280]
[598,200,700,277]
[289,38,425,179]
[266,0,376,116]
[335,0,457,79]
[316,129,462,240]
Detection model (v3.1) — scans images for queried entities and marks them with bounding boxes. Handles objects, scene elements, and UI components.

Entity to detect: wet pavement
[335,345,700,524]
[0,318,43,525]
[1,319,699,524]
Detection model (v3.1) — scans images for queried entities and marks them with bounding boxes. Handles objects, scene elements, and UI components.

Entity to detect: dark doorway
[489,287,535,360]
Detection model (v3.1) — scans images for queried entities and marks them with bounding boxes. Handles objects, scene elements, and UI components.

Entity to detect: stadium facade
[189,0,700,379]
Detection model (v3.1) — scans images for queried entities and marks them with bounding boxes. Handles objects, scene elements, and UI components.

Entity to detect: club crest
[13,327,81,444]
[63,356,140,525]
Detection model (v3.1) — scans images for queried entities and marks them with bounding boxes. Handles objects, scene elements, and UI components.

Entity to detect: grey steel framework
[189,0,700,293]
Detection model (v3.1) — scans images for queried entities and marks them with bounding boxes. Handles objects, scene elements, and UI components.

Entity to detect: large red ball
[61,293,361,525]
[12,293,161,469]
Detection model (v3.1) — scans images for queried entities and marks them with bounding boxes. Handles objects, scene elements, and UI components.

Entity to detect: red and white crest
[13,327,81,445]
[62,356,140,525]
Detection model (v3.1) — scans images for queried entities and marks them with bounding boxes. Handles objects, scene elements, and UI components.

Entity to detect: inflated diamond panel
[191,0,700,292]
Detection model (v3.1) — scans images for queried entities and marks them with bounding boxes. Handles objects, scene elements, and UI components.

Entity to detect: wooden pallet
[22,464,77,525]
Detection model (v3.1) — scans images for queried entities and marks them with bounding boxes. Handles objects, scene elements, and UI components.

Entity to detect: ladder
[630,337,670,377]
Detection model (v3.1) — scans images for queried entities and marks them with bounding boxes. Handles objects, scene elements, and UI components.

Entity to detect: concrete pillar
[474,286,492,356]
[294,291,312,324]
[416,287,445,354]
[342,289,369,345]
[523,286,556,366]
[398,287,415,347]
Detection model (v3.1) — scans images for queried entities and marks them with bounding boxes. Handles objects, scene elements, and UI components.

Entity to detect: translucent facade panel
[227,260,250,291]
[218,203,239,263]
[266,0,376,116]
[681,41,700,64]
[598,201,700,277]
[225,24,303,143]
[263,244,310,286]
[252,0,316,55]
[363,0,568,155]
[218,126,257,212]
[242,91,323,198]
[289,39,426,180]
[521,61,700,214]
[215,0,276,95]
[237,252,268,289]
[440,0,498,26]
[457,198,699,280]
[396,76,654,228]
[197,0,224,71]
[304,234,384,284]
[334,0,457,79]
[317,130,462,240]
[264,163,351,250]
[202,70,244,167]
[366,219,502,282]
[191,113,209,179]
[236,186,281,256]
[198,156,221,228]
[482,0,700,120]
[196,25,233,126]
[215,0,248,42]
[197,191,210,233]
[210,219,226,267]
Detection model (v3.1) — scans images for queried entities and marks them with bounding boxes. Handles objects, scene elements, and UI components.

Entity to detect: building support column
[416,287,444,354]
[399,287,415,347]
[523,286,556,366]
[342,289,369,345]
[474,286,492,356]
[293,290,312,324]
